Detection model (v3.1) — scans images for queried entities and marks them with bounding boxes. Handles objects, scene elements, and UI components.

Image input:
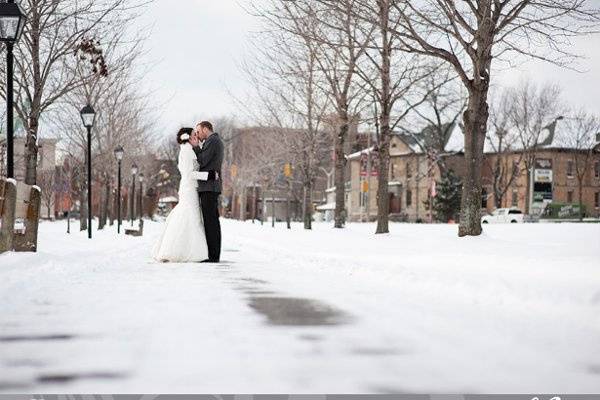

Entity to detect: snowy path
[0,219,599,393]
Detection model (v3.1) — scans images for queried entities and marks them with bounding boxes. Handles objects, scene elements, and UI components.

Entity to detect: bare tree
[558,110,600,220]
[405,66,466,173]
[348,0,437,234]
[376,0,600,236]
[53,18,156,227]
[37,168,56,219]
[271,0,372,228]
[485,87,523,209]
[0,0,149,185]
[242,3,332,230]
[511,81,564,214]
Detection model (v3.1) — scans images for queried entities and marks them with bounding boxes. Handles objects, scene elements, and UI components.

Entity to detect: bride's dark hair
[177,127,193,144]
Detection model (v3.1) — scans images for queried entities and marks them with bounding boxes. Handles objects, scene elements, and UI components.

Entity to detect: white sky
[138,0,600,139]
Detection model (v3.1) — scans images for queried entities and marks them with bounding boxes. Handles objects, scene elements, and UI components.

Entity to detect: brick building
[482,147,600,217]
[340,127,600,222]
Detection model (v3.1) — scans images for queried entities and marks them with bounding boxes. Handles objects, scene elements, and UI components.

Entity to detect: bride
[152,128,210,262]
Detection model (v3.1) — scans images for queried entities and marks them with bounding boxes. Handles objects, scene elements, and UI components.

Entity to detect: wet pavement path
[0,244,408,393]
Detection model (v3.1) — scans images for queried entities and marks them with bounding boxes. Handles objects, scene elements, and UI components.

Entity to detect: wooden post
[0,179,17,253]
[13,183,42,252]
[271,191,276,228]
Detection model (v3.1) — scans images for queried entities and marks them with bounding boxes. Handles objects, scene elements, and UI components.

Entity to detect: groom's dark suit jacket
[193,132,224,193]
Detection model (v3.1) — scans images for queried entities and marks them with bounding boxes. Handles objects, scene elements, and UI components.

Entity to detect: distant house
[344,125,464,222]
[340,122,600,222]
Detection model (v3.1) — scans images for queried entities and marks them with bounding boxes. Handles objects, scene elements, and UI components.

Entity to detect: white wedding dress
[152,143,209,262]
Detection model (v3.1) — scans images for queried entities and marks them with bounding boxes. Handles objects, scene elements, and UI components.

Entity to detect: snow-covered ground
[0,219,599,393]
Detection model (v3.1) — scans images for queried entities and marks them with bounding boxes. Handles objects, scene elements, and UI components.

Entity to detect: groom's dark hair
[199,121,213,132]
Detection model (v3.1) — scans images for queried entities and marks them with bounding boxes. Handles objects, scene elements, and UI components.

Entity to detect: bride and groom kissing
[152,121,224,264]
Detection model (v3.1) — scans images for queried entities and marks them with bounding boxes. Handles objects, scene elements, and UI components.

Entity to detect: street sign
[361,180,369,193]
[284,163,292,178]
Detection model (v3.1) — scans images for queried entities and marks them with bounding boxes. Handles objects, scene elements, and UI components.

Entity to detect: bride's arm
[191,171,209,181]
[182,146,209,181]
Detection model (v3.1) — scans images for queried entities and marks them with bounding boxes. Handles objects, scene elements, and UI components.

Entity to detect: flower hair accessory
[180,133,190,141]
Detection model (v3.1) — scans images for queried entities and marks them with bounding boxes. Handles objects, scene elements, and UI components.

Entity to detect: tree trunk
[232,187,237,219]
[271,191,276,228]
[99,180,109,230]
[493,160,503,209]
[578,180,584,221]
[334,118,349,228]
[109,190,115,226]
[80,188,87,231]
[458,86,489,237]
[98,187,105,230]
[261,187,266,226]
[252,186,258,223]
[241,186,247,222]
[375,117,391,234]
[24,117,39,185]
[524,160,532,215]
[286,182,291,229]
[303,183,312,230]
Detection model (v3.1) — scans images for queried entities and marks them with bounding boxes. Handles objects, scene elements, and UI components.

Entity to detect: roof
[395,123,463,154]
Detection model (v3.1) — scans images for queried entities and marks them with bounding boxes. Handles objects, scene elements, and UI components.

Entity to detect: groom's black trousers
[199,191,221,262]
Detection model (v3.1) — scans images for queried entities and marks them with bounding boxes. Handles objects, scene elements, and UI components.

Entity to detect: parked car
[481,208,525,224]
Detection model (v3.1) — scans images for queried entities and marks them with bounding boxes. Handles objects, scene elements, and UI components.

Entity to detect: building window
[595,161,600,179]
[567,160,574,178]
[391,163,396,179]
[406,189,412,207]
[512,190,519,207]
[406,162,412,179]
[359,191,365,207]
[567,190,574,204]
[595,192,599,209]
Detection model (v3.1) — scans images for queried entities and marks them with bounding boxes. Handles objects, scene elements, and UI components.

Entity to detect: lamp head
[0,1,26,43]
[80,104,96,128]
[114,145,124,161]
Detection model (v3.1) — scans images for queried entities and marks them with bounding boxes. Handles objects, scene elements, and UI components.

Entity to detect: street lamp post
[80,104,96,239]
[138,173,144,221]
[0,0,26,178]
[114,146,124,234]
[130,163,138,225]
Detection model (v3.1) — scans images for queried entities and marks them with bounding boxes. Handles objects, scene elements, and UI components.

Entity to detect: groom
[193,121,224,263]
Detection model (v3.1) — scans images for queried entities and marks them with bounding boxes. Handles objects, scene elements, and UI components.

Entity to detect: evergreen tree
[432,170,462,223]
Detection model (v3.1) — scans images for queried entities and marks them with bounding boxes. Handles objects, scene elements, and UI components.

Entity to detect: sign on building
[533,158,553,203]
